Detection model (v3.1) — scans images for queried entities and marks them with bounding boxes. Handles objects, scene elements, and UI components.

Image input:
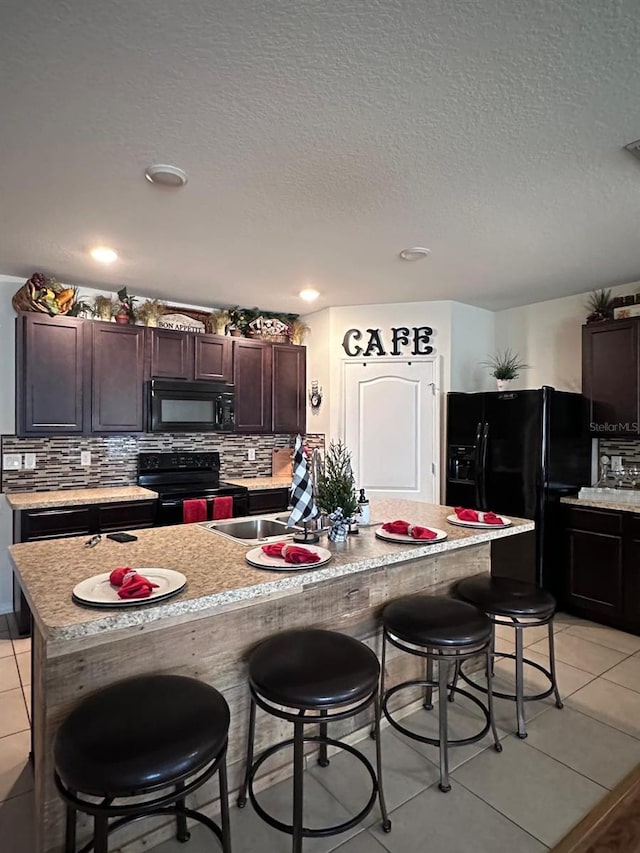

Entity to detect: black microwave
[149,380,235,432]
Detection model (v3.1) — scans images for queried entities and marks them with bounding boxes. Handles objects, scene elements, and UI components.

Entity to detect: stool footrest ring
[248,735,379,838]
[383,679,491,747]
[458,653,556,703]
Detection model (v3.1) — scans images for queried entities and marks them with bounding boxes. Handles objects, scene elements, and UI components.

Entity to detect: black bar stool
[54,674,232,853]
[237,628,391,853]
[380,594,501,792]
[454,574,563,738]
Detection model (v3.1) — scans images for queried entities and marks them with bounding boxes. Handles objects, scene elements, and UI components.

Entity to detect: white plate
[375,526,448,544]
[446,514,512,529]
[246,544,332,572]
[72,568,187,608]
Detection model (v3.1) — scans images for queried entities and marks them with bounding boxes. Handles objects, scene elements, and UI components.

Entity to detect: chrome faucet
[310,448,323,500]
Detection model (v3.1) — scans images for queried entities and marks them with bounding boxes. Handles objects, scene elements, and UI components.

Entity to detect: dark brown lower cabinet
[247,488,290,515]
[564,505,640,633]
[567,529,623,616]
[13,499,157,635]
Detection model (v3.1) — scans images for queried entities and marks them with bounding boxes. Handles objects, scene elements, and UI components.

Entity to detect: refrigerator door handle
[473,422,483,508]
[479,422,490,510]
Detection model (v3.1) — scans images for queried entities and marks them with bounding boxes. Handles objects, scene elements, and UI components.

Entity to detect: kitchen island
[10,499,533,853]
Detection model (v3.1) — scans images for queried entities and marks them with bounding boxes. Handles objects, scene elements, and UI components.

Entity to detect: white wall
[303,307,331,438]
[494,282,640,391]
[450,302,496,393]
[0,275,23,614]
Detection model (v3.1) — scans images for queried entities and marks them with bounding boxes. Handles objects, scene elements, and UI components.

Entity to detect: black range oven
[137,452,249,526]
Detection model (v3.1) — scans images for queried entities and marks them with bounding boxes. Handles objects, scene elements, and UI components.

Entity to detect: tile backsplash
[1,433,325,493]
[599,438,640,467]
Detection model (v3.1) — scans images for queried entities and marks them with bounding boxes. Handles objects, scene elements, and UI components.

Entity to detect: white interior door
[343,359,439,503]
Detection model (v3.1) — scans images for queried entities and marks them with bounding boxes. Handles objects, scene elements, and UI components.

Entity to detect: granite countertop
[4,486,159,510]
[561,496,640,514]
[224,477,292,490]
[9,499,533,644]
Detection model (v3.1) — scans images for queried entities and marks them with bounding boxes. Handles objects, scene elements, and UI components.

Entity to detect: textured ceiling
[0,0,639,313]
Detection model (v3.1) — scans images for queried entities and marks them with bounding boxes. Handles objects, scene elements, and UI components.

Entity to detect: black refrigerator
[446,387,591,591]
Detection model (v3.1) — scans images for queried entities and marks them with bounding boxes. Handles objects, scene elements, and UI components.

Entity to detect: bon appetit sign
[341,326,434,357]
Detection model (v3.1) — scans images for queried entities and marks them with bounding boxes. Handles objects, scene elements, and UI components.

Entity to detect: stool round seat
[383,595,491,648]
[249,628,379,709]
[457,575,555,618]
[55,674,230,798]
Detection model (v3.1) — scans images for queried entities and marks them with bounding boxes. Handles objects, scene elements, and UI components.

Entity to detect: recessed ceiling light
[90,246,118,264]
[299,287,320,302]
[399,247,431,261]
[145,164,188,187]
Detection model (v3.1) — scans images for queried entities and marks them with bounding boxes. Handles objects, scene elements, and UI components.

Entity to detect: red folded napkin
[213,496,233,520]
[454,507,503,525]
[381,520,437,539]
[454,507,479,521]
[183,498,207,524]
[482,511,503,525]
[109,566,159,599]
[260,542,321,563]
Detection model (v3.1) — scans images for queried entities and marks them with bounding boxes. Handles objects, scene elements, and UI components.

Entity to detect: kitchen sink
[202,517,301,544]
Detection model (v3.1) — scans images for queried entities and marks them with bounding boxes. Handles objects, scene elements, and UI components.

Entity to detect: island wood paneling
[34,544,490,853]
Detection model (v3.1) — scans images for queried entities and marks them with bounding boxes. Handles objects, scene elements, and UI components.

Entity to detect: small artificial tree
[316,440,358,519]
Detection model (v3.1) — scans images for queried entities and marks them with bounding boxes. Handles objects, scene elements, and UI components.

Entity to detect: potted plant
[114,287,137,325]
[91,294,116,321]
[209,309,231,336]
[315,440,358,541]
[481,349,529,391]
[290,318,310,346]
[67,290,92,317]
[585,289,613,324]
[136,299,167,327]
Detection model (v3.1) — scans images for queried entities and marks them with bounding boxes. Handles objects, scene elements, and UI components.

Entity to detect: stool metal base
[55,746,231,853]
[381,629,501,793]
[237,683,391,852]
[452,614,563,738]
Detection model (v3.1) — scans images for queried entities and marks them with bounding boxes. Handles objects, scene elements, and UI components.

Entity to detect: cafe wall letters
[341,326,434,357]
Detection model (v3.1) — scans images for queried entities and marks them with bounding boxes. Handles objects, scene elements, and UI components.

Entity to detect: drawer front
[566,506,623,535]
[21,506,94,540]
[98,501,157,532]
[628,514,640,538]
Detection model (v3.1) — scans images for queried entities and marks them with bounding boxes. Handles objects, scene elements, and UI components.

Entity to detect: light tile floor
[3,612,640,852]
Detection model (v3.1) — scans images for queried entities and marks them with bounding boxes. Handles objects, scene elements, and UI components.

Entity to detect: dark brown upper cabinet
[272,344,306,434]
[194,334,233,382]
[16,313,88,435]
[148,328,192,380]
[91,324,145,432]
[148,328,232,383]
[233,340,307,434]
[233,339,273,433]
[582,319,640,435]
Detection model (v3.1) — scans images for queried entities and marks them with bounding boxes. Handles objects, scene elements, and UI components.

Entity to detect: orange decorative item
[12,272,77,316]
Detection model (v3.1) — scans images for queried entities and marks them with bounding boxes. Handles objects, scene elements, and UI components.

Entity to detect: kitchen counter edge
[4,486,159,510]
[561,496,640,514]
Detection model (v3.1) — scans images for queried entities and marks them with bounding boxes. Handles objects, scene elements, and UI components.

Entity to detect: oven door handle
[159,499,186,508]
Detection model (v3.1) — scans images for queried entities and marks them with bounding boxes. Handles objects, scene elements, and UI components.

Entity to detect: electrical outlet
[81,451,92,466]
[247,448,256,462]
[3,453,21,470]
[24,453,36,470]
